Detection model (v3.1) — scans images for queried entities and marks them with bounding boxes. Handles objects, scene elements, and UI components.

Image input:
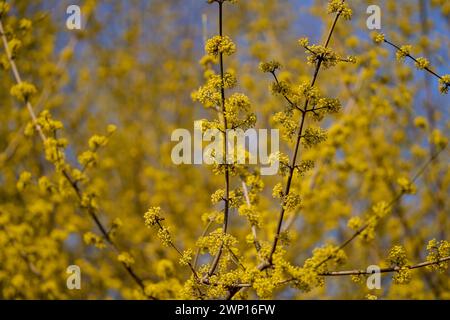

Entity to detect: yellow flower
[107,124,117,134]
[430,129,447,149]
[83,232,106,249]
[298,37,309,47]
[158,227,172,246]
[144,207,163,227]
[327,0,352,20]
[211,189,225,204]
[388,245,408,267]
[301,127,327,148]
[179,249,194,266]
[347,216,362,230]
[88,135,108,150]
[426,239,449,273]
[7,39,22,57]
[19,19,32,30]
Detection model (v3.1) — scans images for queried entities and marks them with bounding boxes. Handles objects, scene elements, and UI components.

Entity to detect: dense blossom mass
[0,0,448,300]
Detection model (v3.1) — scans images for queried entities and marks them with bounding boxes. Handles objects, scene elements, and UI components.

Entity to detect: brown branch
[319,256,450,276]
[241,179,261,252]
[266,1,344,267]
[232,256,450,289]
[314,144,446,269]
[225,0,347,301]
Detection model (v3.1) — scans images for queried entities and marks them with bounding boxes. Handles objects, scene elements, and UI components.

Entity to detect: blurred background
[0,0,448,299]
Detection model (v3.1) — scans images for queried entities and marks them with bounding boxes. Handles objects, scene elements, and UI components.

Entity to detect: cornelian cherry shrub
[0,0,449,300]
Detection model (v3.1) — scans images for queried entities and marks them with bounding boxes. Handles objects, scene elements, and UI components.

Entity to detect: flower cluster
[430,129,448,149]
[196,228,238,255]
[83,231,106,249]
[372,32,385,44]
[286,244,347,292]
[388,245,408,267]
[157,227,172,247]
[395,45,412,61]
[272,182,284,199]
[268,151,290,175]
[117,252,135,267]
[108,217,123,239]
[238,204,260,227]
[414,57,430,70]
[78,151,97,168]
[207,0,237,3]
[10,82,37,102]
[273,110,298,141]
[282,192,302,212]
[179,249,194,266]
[7,38,21,58]
[0,1,10,17]
[144,207,164,227]
[301,127,327,148]
[294,160,315,176]
[397,177,416,194]
[16,171,32,192]
[413,116,428,129]
[439,74,450,94]
[79,128,115,169]
[225,93,256,129]
[298,38,355,69]
[81,192,99,210]
[347,216,362,230]
[19,18,32,30]
[327,0,352,20]
[311,97,342,121]
[270,80,291,96]
[259,60,281,74]
[360,201,390,242]
[144,207,174,246]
